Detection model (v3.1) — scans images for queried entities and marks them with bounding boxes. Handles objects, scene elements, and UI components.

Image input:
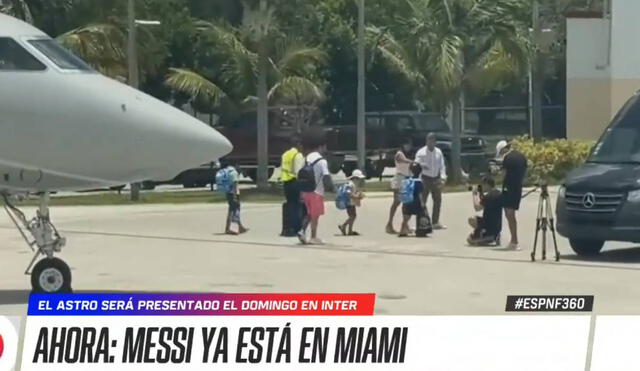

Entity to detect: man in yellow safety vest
[280,136,305,236]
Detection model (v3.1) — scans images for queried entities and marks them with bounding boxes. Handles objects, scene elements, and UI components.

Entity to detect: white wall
[610,0,640,79]
[566,18,610,80]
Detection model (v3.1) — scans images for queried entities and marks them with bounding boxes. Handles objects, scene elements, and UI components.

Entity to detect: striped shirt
[415,146,447,181]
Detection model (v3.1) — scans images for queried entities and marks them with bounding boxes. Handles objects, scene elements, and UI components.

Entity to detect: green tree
[372,0,530,182]
[165,4,326,188]
[165,21,326,118]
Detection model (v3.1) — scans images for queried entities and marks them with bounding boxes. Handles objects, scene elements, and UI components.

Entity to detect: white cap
[350,169,366,179]
[495,140,508,158]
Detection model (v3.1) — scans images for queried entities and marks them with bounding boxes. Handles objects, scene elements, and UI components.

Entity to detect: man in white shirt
[414,133,447,229]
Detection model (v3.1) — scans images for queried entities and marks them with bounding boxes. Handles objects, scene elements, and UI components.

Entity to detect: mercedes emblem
[583,192,596,209]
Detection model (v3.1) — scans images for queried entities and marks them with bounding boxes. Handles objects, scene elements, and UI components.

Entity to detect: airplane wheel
[31,258,72,293]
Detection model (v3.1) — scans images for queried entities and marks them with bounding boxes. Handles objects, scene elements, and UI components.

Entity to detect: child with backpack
[399,163,430,237]
[337,170,366,236]
[216,161,248,235]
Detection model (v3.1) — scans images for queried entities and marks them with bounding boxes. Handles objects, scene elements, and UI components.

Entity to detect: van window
[0,37,46,71]
[589,95,640,164]
[29,39,93,71]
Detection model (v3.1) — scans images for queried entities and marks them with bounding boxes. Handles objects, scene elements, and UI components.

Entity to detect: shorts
[390,174,408,190]
[302,192,325,218]
[502,188,523,210]
[402,202,423,216]
[226,193,241,223]
[346,205,357,218]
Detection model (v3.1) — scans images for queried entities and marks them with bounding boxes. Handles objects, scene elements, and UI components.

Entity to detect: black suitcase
[281,201,303,236]
[281,202,292,236]
[415,212,432,237]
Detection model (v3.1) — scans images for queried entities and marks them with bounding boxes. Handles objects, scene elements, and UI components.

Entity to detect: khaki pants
[421,175,442,225]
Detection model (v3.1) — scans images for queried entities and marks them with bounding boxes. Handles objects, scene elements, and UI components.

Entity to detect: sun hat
[349,169,366,179]
[495,140,509,159]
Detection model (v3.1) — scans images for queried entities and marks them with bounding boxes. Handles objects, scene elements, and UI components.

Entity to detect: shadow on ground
[562,246,640,264]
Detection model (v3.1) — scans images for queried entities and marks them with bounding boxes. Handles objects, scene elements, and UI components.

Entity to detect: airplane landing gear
[2,192,72,293]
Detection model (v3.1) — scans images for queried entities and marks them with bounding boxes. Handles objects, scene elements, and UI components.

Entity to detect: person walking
[298,129,335,245]
[216,160,248,235]
[386,138,413,234]
[338,169,366,236]
[279,135,305,236]
[414,133,447,230]
[399,163,426,237]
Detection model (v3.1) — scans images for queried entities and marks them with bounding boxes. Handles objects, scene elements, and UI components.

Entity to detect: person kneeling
[468,177,502,246]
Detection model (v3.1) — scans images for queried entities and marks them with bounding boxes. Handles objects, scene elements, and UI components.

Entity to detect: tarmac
[1,188,640,315]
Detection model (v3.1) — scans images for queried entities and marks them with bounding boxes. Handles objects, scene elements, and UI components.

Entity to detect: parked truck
[325,111,488,178]
[215,110,488,182]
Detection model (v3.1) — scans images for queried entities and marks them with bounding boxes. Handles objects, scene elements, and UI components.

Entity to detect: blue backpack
[400,178,416,204]
[335,183,351,210]
[215,167,234,193]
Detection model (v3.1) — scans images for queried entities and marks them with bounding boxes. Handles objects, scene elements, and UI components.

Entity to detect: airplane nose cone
[174,114,233,164]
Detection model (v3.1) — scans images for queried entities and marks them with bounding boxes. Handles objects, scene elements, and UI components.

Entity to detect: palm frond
[268,76,325,106]
[273,38,326,78]
[197,21,259,96]
[428,34,464,93]
[56,23,126,77]
[165,68,228,107]
[368,26,424,84]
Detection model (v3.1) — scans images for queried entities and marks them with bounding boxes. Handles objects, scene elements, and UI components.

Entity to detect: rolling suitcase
[281,201,304,237]
[281,202,293,236]
[415,210,432,237]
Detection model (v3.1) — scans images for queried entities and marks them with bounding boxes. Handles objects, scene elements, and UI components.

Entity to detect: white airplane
[0,14,233,293]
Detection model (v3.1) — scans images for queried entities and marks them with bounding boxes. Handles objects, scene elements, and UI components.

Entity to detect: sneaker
[432,223,447,230]
[297,230,308,245]
[338,225,347,236]
[505,243,521,251]
[309,238,325,245]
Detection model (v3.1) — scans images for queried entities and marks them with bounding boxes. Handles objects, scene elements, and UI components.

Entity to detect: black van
[557,92,640,255]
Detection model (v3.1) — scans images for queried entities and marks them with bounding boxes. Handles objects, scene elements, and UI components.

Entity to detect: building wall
[609,0,640,116]
[566,18,611,140]
[567,0,640,140]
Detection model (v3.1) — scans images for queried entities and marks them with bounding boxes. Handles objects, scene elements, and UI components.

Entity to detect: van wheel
[569,239,604,256]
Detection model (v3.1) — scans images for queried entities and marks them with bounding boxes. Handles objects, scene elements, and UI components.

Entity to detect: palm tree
[165,23,326,112]
[372,0,529,183]
[165,9,326,188]
[56,23,128,77]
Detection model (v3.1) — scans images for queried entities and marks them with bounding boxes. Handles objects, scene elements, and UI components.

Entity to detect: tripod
[531,184,560,262]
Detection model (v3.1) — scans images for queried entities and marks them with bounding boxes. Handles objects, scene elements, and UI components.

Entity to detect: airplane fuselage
[0,14,232,192]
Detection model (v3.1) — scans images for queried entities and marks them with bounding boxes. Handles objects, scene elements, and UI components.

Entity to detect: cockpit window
[0,37,46,71]
[28,39,94,71]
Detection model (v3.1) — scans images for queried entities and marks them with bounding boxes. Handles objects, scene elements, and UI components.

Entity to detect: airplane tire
[31,258,72,293]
